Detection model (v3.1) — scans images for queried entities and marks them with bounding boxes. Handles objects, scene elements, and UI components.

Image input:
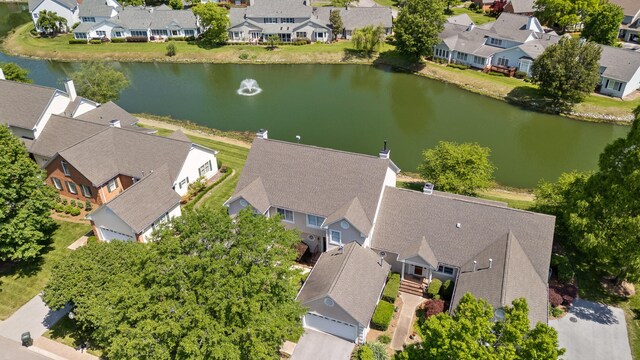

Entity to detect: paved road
[392,293,424,350]
[550,298,632,360]
[291,329,355,360]
[0,295,71,343]
[0,336,52,360]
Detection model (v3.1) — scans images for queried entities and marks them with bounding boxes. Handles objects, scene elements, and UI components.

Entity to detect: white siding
[33,91,70,138]
[173,145,218,196]
[32,0,79,31]
[90,207,136,241]
[71,99,98,117]
[139,204,181,242]
[9,126,37,141]
[491,47,528,68]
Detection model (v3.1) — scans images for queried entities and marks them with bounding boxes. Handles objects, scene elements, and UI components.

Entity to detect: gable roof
[610,0,640,18]
[79,0,117,18]
[89,165,181,233]
[228,137,397,235]
[398,236,438,268]
[315,7,393,31]
[111,6,198,30]
[167,129,190,142]
[245,0,312,18]
[451,232,548,325]
[324,197,372,235]
[297,242,390,326]
[29,0,77,12]
[0,80,62,131]
[507,0,535,14]
[75,101,145,131]
[447,13,474,26]
[599,45,640,83]
[485,13,540,42]
[57,127,192,186]
[29,115,106,158]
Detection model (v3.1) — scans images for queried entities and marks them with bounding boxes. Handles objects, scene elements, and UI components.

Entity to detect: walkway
[391,292,424,351]
[0,295,71,342]
[67,231,92,250]
[33,337,99,360]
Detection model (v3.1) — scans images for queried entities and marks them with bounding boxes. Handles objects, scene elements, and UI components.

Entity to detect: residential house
[29,0,79,32]
[226,131,555,342]
[470,0,493,12]
[503,0,535,16]
[227,0,392,43]
[611,0,640,43]
[73,4,201,41]
[598,45,640,98]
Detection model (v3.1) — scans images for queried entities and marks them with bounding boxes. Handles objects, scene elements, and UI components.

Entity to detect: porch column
[401,262,405,281]
[428,269,433,282]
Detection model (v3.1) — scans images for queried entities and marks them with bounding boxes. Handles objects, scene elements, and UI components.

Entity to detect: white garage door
[99,227,134,242]
[304,313,357,341]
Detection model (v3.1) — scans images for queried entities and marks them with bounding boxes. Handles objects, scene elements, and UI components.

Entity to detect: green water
[0,4,630,188]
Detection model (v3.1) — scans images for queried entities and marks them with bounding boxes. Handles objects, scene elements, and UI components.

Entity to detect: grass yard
[0,221,90,320]
[43,317,103,357]
[449,5,496,25]
[3,23,392,64]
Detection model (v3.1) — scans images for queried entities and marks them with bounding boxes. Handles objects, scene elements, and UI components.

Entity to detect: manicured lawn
[449,5,496,25]
[373,0,398,8]
[43,316,102,356]
[0,221,90,320]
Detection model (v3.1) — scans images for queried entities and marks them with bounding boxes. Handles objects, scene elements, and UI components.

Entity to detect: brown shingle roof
[76,101,146,131]
[0,80,59,130]
[297,242,390,326]
[29,115,106,158]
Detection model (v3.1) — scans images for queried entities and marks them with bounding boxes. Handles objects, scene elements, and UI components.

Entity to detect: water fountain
[237,79,262,96]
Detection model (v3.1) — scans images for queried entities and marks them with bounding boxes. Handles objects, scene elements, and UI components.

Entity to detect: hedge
[126,36,148,43]
[448,63,469,70]
[89,39,102,44]
[371,300,394,330]
[441,279,454,301]
[111,38,126,43]
[427,278,442,298]
[381,273,401,303]
[69,39,87,44]
[356,345,374,360]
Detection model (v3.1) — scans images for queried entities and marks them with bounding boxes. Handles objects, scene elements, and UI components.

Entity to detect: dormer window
[264,17,277,24]
[276,208,294,222]
[489,38,503,46]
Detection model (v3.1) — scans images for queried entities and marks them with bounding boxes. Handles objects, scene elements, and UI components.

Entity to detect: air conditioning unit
[307,234,316,241]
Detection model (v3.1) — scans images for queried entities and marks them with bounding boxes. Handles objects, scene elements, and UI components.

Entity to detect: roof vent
[473,260,477,272]
[456,222,461,229]
[467,23,474,32]
[256,129,268,139]
[337,245,344,254]
[423,183,434,195]
[489,258,493,269]
[379,140,390,159]
[109,119,121,128]
[379,251,386,267]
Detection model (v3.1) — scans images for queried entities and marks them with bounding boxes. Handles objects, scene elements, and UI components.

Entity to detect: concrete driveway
[291,329,355,360]
[550,299,632,360]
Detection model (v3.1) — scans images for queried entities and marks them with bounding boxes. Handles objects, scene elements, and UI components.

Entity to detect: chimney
[379,251,386,267]
[256,129,268,139]
[0,68,4,80]
[64,79,77,101]
[473,260,477,272]
[423,183,434,195]
[489,258,493,269]
[466,23,474,32]
[109,119,121,128]
[456,222,461,229]
[379,140,390,159]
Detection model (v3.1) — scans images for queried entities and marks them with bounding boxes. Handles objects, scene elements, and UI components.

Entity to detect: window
[316,32,325,39]
[231,31,242,40]
[276,208,294,222]
[497,57,509,67]
[330,230,341,245]
[66,181,77,194]
[75,32,87,39]
[307,214,325,228]
[51,177,63,190]
[185,29,195,36]
[456,52,468,62]
[151,29,168,36]
[280,18,294,23]
[81,184,92,197]
[199,160,212,176]
[264,17,277,23]
[114,31,123,38]
[437,265,455,275]
[435,48,449,58]
[519,59,532,75]
[131,30,147,37]
[61,161,71,176]
[107,178,119,193]
[489,37,503,46]
[96,30,106,37]
[33,13,39,19]
[178,177,189,189]
[81,16,95,22]
[296,31,307,38]
[606,79,623,91]
[172,30,179,36]
[340,220,350,229]
[474,56,484,64]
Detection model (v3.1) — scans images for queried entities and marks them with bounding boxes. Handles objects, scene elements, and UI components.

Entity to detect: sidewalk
[391,292,424,351]
[0,295,71,342]
[33,337,99,360]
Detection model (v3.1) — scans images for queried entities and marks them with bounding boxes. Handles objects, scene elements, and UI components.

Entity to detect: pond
[0,3,629,188]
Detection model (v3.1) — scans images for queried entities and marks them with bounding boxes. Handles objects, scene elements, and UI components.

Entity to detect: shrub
[368,342,389,360]
[85,199,92,212]
[556,284,578,306]
[216,158,222,169]
[77,201,84,209]
[291,38,310,45]
[423,299,445,318]
[187,177,207,199]
[64,205,73,214]
[168,36,186,41]
[239,52,250,60]
[166,43,176,57]
[448,63,469,70]
[53,203,64,213]
[550,306,564,318]
[515,71,528,79]
[488,71,505,77]
[441,279,454,301]
[382,273,401,303]
[219,165,228,173]
[69,207,81,216]
[70,199,76,207]
[377,334,391,344]
[62,199,68,205]
[356,345,374,360]
[87,236,98,244]
[89,39,102,44]
[126,36,148,43]
[111,38,126,43]
[371,300,394,330]
[69,39,87,44]
[549,287,563,307]
[427,278,442,298]
[552,254,575,283]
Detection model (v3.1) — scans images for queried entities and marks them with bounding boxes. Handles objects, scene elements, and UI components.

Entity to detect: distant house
[28,0,79,32]
[611,0,640,43]
[598,45,640,98]
[470,0,493,12]
[503,0,535,16]
[227,0,392,43]
[226,130,555,342]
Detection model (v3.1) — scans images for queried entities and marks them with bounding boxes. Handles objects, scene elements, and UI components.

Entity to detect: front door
[414,266,423,276]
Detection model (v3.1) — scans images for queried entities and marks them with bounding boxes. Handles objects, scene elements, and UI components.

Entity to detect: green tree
[0,63,32,83]
[418,141,495,196]
[445,0,461,14]
[192,3,229,45]
[267,34,280,48]
[531,37,601,111]
[0,125,56,262]
[43,207,306,359]
[166,42,177,57]
[330,9,344,41]
[534,0,598,32]
[398,294,564,359]
[70,61,130,103]
[36,10,68,35]
[352,25,385,55]
[121,0,144,5]
[331,0,358,7]
[394,0,446,58]
[582,0,624,46]
[168,0,183,9]
[535,115,640,283]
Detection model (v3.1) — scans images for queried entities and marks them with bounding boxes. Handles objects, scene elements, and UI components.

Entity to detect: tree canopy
[418,141,495,196]
[331,0,358,7]
[534,0,598,32]
[582,0,624,46]
[397,294,564,359]
[531,37,601,111]
[43,207,306,359]
[168,0,183,9]
[394,0,446,58]
[192,3,229,45]
[70,61,130,103]
[0,63,32,83]
[36,10,68,34]
[0,125,56,262]
[329,9,344,41]
[352,25,385,55]
[534,113,640,283]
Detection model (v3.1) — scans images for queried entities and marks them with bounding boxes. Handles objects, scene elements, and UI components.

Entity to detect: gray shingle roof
[0,80,59,131]
[167,129,190,142]
[111,6,198,30]
[324,197,372,235]
[228,138,397,235]
[371,187,554,324]
[315,7,393,31]
[29,115,106,157]
[76,101,143,131]
[599,45,640,83]
[485,13,539,43]
[245,0,312,18]
[398,236,438,268]
[58,127,192,186]
[29,0,77,12]
[79,0,116,18]
[93,164,180,233]
[507,0,535,14]
[297,242,390,326]
[610,0,640,18]
[447,13,474,26]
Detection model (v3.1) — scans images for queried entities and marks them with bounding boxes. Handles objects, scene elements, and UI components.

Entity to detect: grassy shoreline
[3,23,637,123]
